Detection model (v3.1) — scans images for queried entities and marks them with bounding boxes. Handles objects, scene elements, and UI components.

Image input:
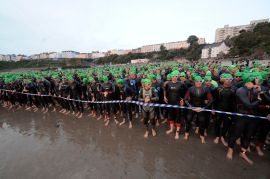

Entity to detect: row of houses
[0,51,108,61]
[28,51,106,60]
[1,18,268,61]
[0,38,206,61]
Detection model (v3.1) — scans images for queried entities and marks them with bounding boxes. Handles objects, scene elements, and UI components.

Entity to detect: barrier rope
[0,89,268,120]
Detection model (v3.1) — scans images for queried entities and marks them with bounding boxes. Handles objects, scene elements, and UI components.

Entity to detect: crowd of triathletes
[1,60,270,164]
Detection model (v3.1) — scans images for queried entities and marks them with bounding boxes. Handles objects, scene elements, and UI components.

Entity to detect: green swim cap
[116,79,125,84]
[194,76,203,82]
[204,76,212,81]
[103,76,108,82]
[143,78,151,85]
[171,70,180,77]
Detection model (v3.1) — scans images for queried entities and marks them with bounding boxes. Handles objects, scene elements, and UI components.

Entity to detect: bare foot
[119,120,125,126]
[43,108,48,114]
[214,137,219,144]
[156,120,160,127]
[220,137,228,147]
[78,113,83,119]
[166,129,173,135]
[105,120,110,127]
[204,130,207,137]
[195,127,199,134]
[184,133,189,140]
[128,122,132,129]
[240,151,253,165]
[152,129,157,137]
[144,131,149,138]
[256,146,264,156]
[161,119,167,125]
[200,136,206,144]
[226,148,233,160]
[175,132,180,140]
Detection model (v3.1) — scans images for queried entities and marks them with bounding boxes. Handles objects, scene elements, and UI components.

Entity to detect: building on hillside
[90,51,106,59]
[201,42,230,59]
[16,54,27,61]
[215,19,269,43]
[39,52,50,59]
[124,49,132,54]
[0,54,8,61]
[29,54,40,60]
[138,38,206,53]
[131,48,141,53]
[49,52,62,59]
[107,49,127,56]
[0,54,18,61]
[61,51,79,58]
[76,53,91,59]
[131,58,149,64]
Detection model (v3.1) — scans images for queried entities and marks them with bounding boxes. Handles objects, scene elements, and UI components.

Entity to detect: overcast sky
[0,0,269,55]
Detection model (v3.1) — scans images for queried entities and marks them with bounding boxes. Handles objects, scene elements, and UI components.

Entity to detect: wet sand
[0,108,269,179]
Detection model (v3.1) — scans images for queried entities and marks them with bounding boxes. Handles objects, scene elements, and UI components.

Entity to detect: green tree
[160,44,166,51]
[187,35,199,45]
[228,22,270,57]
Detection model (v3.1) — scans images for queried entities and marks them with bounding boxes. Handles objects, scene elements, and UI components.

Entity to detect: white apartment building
[61,51,79,58]
[49,52,62,59]
[131,59,149,64]
[107,49,126,55]
[139,38,206,53]
[29,54,40,60]
[16,55,27,61]
[215,19,269,42]
[0,54,20,61]
[140,44,161,53]
[39,52,50,59]
[90,52,106,59]
[201,42,230,59]
[76,53,91,59]
[0,54,6,61]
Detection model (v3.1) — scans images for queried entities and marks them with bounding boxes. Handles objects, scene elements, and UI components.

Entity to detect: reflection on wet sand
[0,108,269,179]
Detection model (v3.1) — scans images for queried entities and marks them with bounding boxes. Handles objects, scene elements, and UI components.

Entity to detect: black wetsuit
[101,82,114,115]
[184,86,213,136]
[228,86,260,150]
[138,87,159,130]
[115,84,134,122]
[213,85,236,138]
[70,80,83,113]
[165,81,187,126]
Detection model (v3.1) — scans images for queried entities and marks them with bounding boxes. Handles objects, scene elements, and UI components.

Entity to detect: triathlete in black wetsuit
[227,75,261,164]
[164,70,187,140]
[213,74,236,146]
[184,76,213,144]
[101,76,115,126]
